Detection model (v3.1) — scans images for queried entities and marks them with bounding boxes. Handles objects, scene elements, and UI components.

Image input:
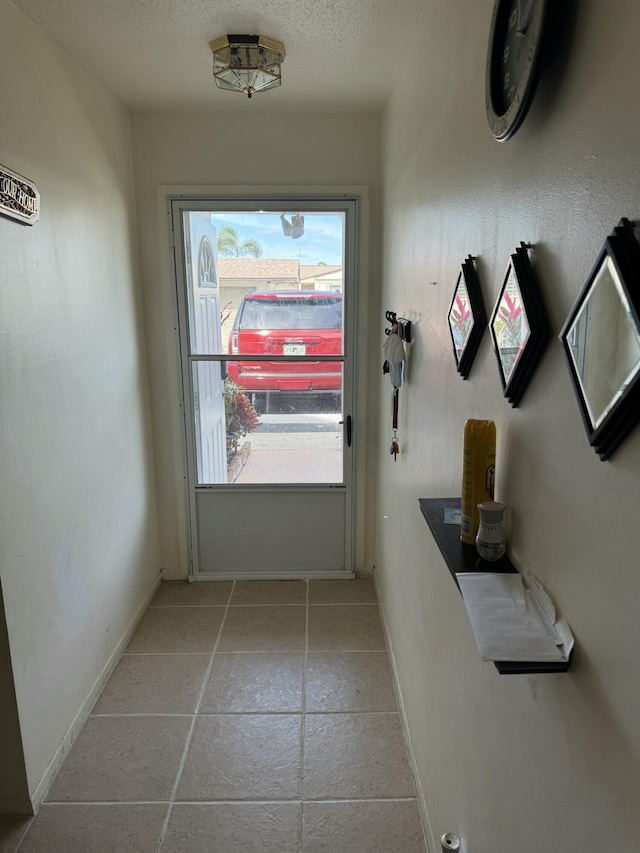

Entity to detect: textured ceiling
[12,0,427,113]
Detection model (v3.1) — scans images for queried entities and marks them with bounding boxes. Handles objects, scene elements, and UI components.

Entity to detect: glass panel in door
[186,209,348,487]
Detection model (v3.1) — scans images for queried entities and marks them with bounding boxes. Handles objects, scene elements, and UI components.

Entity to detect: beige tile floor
[1,579,426,852]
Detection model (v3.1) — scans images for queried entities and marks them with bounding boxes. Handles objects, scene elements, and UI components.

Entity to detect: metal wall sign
[0,164,40,225]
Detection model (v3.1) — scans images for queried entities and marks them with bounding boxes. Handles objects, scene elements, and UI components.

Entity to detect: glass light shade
[210,35,285,98]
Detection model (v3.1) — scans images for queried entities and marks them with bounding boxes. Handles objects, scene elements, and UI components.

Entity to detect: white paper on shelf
[457,572,574,663]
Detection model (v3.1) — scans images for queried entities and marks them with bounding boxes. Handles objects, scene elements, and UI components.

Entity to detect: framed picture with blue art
[448,255,487,379]
[489,243,550,407]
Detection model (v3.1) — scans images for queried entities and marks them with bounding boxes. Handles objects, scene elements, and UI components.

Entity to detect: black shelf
[419,498,570,674]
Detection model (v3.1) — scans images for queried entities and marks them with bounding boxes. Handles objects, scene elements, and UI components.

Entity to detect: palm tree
[217,224,263,258]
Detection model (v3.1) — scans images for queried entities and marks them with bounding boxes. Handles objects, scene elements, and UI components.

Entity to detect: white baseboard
[374,570,437,853]
[161,566,187,581]
[190,571,355,581]
[164,567,368,581]
[29,572,162,812]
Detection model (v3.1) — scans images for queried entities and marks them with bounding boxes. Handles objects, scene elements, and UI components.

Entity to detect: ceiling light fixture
[209,34,286,99]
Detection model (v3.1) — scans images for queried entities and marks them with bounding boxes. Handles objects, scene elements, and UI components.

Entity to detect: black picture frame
[447,255,487,379]
[489,243,550,407]
[559,218,640,461]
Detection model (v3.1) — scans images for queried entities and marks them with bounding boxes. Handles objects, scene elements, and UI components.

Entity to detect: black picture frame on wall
[559,218,640,461]
[447,255,487,379]
[489,243,550,407]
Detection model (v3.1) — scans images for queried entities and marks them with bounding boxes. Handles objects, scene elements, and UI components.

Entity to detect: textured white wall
[0,583,29,811]
[130,112,382,576]
[0,0,159,804]
[379,1,640,850]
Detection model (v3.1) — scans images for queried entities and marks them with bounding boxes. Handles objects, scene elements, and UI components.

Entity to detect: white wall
[130,112,381,576]
[0,584,29,812]
[379,1,640,850]
[0,0,160,808]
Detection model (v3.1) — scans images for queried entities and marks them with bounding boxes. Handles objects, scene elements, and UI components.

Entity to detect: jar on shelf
[475,501,506,561]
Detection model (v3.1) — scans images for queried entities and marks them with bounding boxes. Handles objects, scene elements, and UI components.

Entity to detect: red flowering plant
[450,294,472,346]
[224,380,261,448]
[220,300,233,328]
[496,290,524,348]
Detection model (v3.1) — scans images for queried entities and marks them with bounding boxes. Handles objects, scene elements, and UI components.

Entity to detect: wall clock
[486,0,549,142]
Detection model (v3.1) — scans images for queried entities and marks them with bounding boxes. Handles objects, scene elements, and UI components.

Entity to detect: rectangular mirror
[560,219,640,460]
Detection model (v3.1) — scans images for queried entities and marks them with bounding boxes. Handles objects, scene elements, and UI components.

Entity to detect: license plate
[283,344,306,355]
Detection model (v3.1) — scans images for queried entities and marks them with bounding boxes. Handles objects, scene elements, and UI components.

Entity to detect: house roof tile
[218,258,299,280]
[300,265,342,281]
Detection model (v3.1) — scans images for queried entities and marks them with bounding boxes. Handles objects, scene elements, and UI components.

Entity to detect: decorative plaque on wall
[0,164,40,225]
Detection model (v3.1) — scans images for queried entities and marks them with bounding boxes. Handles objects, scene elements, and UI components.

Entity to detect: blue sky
[209,212,344,266]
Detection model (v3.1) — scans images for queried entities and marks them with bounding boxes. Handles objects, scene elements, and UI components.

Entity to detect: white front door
[171,196,357,578]
[183,212,227,484]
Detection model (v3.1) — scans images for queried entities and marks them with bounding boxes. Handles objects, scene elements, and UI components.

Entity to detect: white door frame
[168,192,361,579]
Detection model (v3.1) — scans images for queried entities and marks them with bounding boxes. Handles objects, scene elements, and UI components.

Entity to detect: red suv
[227,291,342,394]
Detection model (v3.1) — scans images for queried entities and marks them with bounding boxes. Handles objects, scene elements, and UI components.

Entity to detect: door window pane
[192,361,344,485]
[184,208,347,486]
[231,384,344,485]
[183,211,345,356]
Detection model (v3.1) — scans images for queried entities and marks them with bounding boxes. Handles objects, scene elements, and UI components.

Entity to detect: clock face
[486,0,548,141]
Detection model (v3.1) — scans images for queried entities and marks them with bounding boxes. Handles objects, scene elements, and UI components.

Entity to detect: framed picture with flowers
[448,255,487,379]
[490,243,550,407]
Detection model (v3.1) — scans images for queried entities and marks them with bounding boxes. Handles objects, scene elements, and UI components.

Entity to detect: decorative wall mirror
[560,218,640,460]
[448,255,487,379]
[489,243,550,407]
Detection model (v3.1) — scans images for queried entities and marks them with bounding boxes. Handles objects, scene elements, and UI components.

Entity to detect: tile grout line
[154,579,236,853]
[149,602,379,608]
[120,653,212,658]
[90,710,401,718]
[121,648,387,657]
[40,796,416,804]
[89,713,197,718]
[150,603,302,608]
[11,818,33,853]
[299,578,310,849]
[147,604,230,608]
[42,795,421,806]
